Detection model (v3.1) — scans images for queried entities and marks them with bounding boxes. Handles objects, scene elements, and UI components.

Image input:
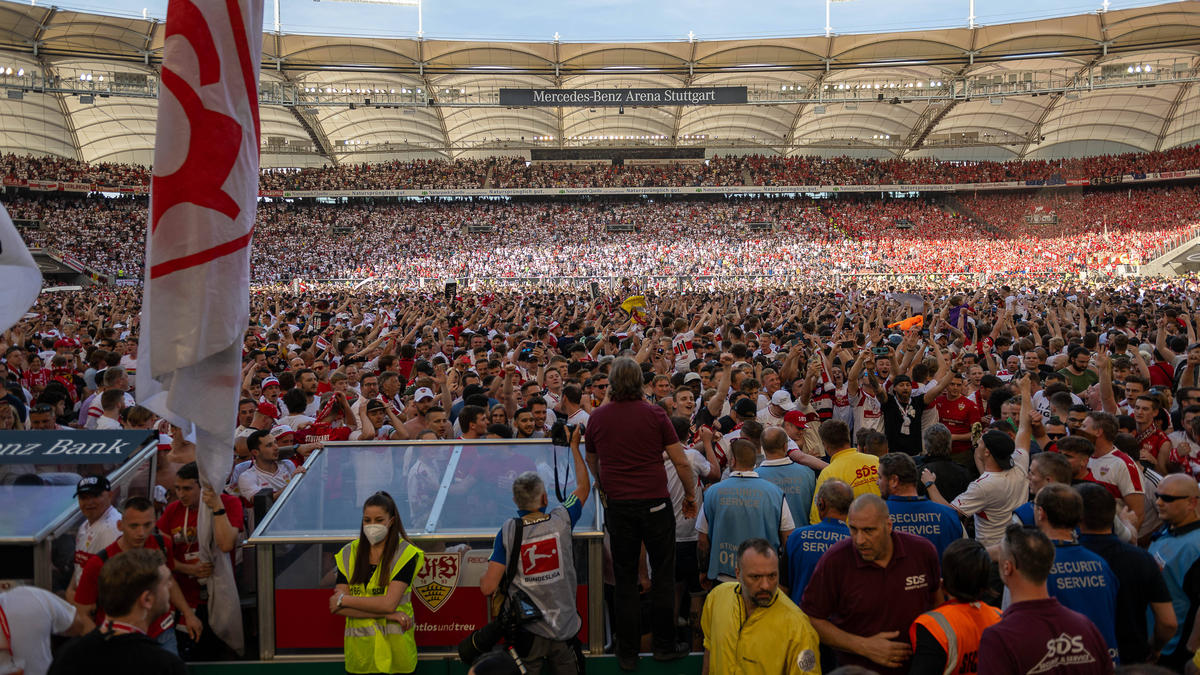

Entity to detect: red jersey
[294,423,352,444]
[1137,427,1171,461]
[156,496,244,608]
[21,368,51,394]
[76,537,176,638]
[935,394,982,454]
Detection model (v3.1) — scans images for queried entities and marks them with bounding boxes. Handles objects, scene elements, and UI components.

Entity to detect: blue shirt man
[697,440,794,579]
[757,440,817,528]
[785,479,854,605]
[1146,474,1200,667]
[879,453,965,559]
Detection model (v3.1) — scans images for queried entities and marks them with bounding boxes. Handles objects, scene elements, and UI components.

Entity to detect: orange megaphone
[887,315,924,331]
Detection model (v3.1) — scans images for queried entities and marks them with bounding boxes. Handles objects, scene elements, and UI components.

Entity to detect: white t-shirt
[236,461,297,498]
[565,408,590,427]
[671,331,696,373]
[853,391,884,433]
[0,586,77,675]
[84,392,135,429]
[73,505,120,585]
[665,447,711,542]
[95,415,122,430]
[951,448,1030,547]
[756,408,786,429]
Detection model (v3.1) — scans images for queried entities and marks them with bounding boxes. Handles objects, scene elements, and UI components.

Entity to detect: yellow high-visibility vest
[335,537,425,674]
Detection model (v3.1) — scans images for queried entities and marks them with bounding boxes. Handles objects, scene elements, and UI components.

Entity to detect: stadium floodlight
[825,0,853,38]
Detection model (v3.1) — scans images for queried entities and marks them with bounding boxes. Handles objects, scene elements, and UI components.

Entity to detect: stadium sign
[0,430,153,464]
[499,87,747,106]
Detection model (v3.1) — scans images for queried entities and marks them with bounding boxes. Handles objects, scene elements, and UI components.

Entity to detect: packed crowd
[5,274,1200,672]
[5,144,1200,192]
[7,182,1200,282]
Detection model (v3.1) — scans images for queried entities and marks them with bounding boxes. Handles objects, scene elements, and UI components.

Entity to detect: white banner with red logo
[136,0,263,656]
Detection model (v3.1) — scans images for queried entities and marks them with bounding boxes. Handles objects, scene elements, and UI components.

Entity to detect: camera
[457,589,543,665]
[550,421,578,447]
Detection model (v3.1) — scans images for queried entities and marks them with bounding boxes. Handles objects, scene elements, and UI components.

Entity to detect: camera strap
[500,516,526,599]
[552,444,570,503]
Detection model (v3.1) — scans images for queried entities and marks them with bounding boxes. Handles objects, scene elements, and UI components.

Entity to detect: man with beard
[701,538,821,675]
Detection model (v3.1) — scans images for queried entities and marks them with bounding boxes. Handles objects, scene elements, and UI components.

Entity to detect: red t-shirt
[935,395,982,455]
[294,423,352,444]
[76,537,176,638]
[156,496,245,608]
[584,400,677,501]
[1138,429,1171,461]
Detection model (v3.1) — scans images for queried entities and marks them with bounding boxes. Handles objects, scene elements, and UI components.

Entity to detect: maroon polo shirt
[800,531,940,675]
[978,598,1113,675]
[584,399,677,501]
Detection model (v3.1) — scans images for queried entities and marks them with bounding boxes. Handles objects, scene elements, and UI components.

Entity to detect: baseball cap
[270,424,295,441]
[982,430,1017,470]
[257,402,280,420]
[74,475,112,497]
[783,410,807,430]
[414,387,435,402]
[261,376,280,389]
[733,398,758,418]
[770,390,795,411]
[683,372,702,384]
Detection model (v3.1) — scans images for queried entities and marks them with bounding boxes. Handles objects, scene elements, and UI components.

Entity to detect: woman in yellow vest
[330,491,425,674]
[907,538,1001,675]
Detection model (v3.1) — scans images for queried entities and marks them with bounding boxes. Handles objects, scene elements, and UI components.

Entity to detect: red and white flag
[136,0,263,656]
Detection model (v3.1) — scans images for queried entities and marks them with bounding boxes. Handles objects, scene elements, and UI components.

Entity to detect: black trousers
[606,498,676,657]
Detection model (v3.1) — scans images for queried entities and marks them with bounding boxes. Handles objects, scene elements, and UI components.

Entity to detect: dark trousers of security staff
[607,497,676,660]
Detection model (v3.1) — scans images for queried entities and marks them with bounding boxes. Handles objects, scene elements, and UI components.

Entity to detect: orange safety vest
[908,601,1001,675]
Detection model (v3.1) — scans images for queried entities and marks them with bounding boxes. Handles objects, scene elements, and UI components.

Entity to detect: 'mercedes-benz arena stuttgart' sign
[499,87,748,106]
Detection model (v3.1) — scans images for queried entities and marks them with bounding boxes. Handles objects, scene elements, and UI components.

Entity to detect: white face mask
[363,523,389,545]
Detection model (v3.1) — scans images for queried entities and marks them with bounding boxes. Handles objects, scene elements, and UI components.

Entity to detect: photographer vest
[501,506,581,641]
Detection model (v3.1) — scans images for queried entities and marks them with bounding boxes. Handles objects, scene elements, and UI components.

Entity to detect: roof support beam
[554,40,564,150]
[1156,56,1200,152]
[670,39,698,147]
[417,39,453,159]
[288,106,338,165]
[1018,12,1107,159]
[902,28,978,156]
[37,57,84,161]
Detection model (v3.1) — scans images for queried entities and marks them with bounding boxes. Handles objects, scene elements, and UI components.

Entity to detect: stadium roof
[1,0,1199,166]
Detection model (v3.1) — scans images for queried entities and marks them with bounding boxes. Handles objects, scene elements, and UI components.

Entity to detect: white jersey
[853,391,885,433]
[665,447,711,542]
[951,448,1030,547]
[235,461,297,498]
[73,505,120,585]
[671,330,696,374]
[1088,450,1144,497]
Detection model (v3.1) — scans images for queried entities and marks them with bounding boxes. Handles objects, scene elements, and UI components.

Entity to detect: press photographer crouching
[463,427,591,675]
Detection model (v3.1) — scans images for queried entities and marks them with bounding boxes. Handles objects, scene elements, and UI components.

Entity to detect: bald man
[800,494,940,675]
[1148,474,1200,669]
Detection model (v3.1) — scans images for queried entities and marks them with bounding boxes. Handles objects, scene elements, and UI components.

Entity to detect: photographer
[474,426,590,674]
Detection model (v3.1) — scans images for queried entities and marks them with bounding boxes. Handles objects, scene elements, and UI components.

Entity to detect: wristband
[336,592,345,608]
[212,508,227,516]
[923,480,936,488]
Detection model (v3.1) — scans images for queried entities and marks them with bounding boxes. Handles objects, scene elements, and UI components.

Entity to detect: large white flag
[0,204,42,333]
[136,0,264,655]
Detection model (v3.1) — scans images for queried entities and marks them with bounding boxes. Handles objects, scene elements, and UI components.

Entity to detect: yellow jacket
[701,581,821,675]
[809,447,881,523]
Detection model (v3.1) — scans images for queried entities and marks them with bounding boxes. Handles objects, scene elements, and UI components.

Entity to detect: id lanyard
[107,620,147,636]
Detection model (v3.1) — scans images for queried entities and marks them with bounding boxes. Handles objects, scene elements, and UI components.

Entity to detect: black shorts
[674,540,700,592]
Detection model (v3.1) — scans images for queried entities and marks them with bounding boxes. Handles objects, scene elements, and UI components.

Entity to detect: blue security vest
[1047,541,1121,664]
[785,518,849,605]
[1148,522,1200,654]
[1013,501,1035,526]
[885,495,964,560]
[758,461,817,528]
[702,474,786,579]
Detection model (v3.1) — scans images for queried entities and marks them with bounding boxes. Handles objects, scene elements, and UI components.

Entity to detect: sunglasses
[1157,493,1193,503]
